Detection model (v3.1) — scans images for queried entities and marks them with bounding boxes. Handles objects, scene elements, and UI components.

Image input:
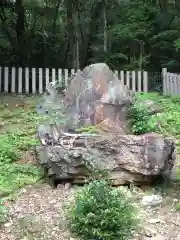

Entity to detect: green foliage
[128,96,157,134]
[0,99,44,196]
[129,93,180,137]
[0,0,180,70]
[75,125,99,134]
[67,180,138,240]
[174,202,180,212]
[129,93,180,182]
[174,38,180,50]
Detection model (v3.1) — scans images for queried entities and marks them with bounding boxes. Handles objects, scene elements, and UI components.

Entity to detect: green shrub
[67,180,138,240]
[128,99,157,134]
[129,93,180,137]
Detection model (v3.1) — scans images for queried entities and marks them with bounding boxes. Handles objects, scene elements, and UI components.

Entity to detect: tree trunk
[74,10,80,69]
[103,0,107,53]
[158,0,168,11]
[65,0,75,68]
[53,0,61,33]
[80,1,103,68]
[15,0,26,65]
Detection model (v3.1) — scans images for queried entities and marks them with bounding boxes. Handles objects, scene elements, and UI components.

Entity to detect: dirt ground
[0,182,180,240]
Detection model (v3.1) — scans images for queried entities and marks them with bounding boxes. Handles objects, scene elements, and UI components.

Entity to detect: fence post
[18,67,22,94]
[39,68,43,94]
[45,68,49,90]
[120,70,124,85]
[52,68,56,83]
[4,67,9,93]
[132,70,136,91]
[32,68,36,94]
[137,71,142,92]
[143,71,148,92]
[25,67,29,94]
[11,67,16,93]
[162,68,167,95]
[64,69,68,87]
[126,71,130,88]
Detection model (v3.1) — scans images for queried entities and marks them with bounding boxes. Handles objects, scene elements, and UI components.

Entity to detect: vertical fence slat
[137,71,142,92]
[164,73,169,95]
[163,74,167,95]
[58,68,62,84]
[162,68,167,95]
[174,74,178,96]
[114,70,118,78]
[32,68,36,94]
[132,70,136,92]
[170,73,174,95]
[172,74,177,96]
[52,68,56,83]
[166,73,170,94]
[70,69,75,87]
[173,74,177,95]
[126,71,130,88]
[18,67,22,93]
[11,67,16,93]
[178,75,180,95]
[169,73,172,95]
[143,71,148,92]
[64,69,68,87]
[71,69,75,76]
[4,67,9,92]
[25,67,29,94]
[120,71,124,85]
[45,68,49,90]
[39,68,43,94]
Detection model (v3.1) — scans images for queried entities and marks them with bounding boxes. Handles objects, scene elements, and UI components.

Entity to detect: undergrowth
[0,99,44,197]
[67,180,138,240]
[129,92,180,138]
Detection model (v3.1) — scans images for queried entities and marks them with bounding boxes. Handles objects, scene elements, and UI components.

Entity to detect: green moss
[75,125,99,134]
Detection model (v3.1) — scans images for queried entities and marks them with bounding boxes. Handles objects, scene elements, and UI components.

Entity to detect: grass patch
[129,92,180,137]
[174,202,180,212]
[0,96,46,197]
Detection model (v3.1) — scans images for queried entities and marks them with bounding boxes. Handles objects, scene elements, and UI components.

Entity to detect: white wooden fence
[0,66,148,94]
[163,68,180,96]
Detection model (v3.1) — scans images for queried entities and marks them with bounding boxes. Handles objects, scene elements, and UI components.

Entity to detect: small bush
[128,99,157,134]
[67,180,138,240]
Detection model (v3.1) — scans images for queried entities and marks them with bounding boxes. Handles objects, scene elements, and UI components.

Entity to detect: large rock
[36,128,175,187]
[35,63,176,188]
[64,63,133,133]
